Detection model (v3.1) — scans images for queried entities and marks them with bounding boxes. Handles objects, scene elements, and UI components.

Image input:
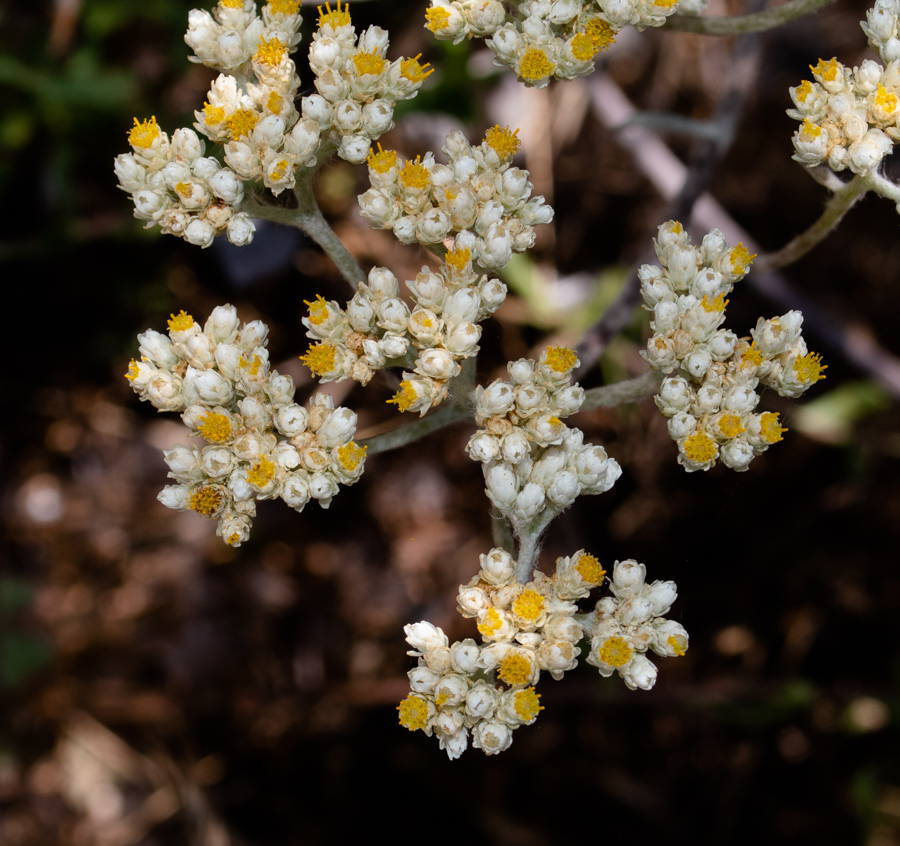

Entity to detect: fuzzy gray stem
[754,175,869,273]
[580,370,664,411]
[863,169,900,205]
[246,167,366,290]
[665,0,836,35]
[513,508,559,583]
[359,402,470,455]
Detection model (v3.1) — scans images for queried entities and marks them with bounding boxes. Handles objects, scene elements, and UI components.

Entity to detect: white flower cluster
[398,548,686,758]
[863,0,900,63]
[116,1,433,247]
[466,347,622,525]
[115,120,256,248]
[582,558,687,690]
[788,57,900,176]
[423,0,677,88]
[300,253,507,415]
[640,221,827,472]
[126,305,367,546]
[358,126,554,271]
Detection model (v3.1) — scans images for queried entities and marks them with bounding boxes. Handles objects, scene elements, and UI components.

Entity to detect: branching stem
[665,0,836,35]
[580,370,664,411]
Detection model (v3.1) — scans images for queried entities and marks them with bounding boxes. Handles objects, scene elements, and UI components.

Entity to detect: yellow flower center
[701,293,729,313]
[198,412,232,444]
[304,294,330,325]
[247,456,276,489]
[668,634,688,657]
[810,57,839,83]
[255,37,287,66]
[203,103,226,126]
[337,442,367,471]
[717,413,746,439]
[599,636,632,667]
[397,695,429,731]
[317,0,351,28]
[795,79,814,103]
[266,0,300,14]
[759,412,788,444]
[226,108,260,140]
[729,243,756,273]
[571,32,598,62]
[683,431,717,463]
[793,352,827,384]
[269,159,290,182]
[125,359,140,381]
[353,50,386,76]
[513,687,544,721]
[586,18,616,50]
[518,47,555,83]
[575,553,605,585]
[742,342,764,366]
[300,343,337,376]
[498,652,533,686]
[400,54,434,83]
[128,116,160,149]
[189,486,224,517]
[425,6,451,32]
[400,155,430,190]
[445,245,471,272]
[512,589,545,623]
[484,124,521,159]
[387,381,418,412]
[266,91,284,115]
[875,83,899,112]
[168,310,195,333]
[477,607,503,637]
[367,143,397,173]
[544,345,578,373]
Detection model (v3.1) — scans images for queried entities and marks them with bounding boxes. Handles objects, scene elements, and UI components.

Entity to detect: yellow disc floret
[544,345,578,373]
[266,91,284,115]
[247,456,276,489]
[512,589,545,623]
[255,37,288,66]
[795,79,814,103]
[203,103,226,126]
[810,57,839,83]
[571,32,599,62]
[875,83,899,112]
[575,553,605,585]
[128,116,160,149]
[353,50,386,76]
[741,341,764,367]
[513,687,544,721]
[189,486,224,517]
[317,0,351,28]
[701,293,729,313]
[337,442,367,471]
[199,412,232,444]
[367,143,397,173]
[794,351,827,384]
[400,54,434,83]
[729,243,757,273]
[425,6,451,32]
[655,0,679,8]
[717,413,746,439]
[269,159,290,183]
[266,0,300,14]
[599,635,633,668]
[400,155,430,190]
[759,412,788,444]
[304,294,331,326]
[226,108,259,140]
[125,359,140,381]
[168,310,195,333]
[484,124,521,159]
[445,245,471,272]
[668,634,688,657]
[518,47,555,83]
[586,18,616,50]
[221,0,243,8]
[683,431,717,463]
[397,694,430,731]
[300,342,338,376]
[498,652,533,686]
[477,607,503,638]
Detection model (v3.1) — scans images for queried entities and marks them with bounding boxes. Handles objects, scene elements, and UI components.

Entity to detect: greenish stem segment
[246,166,366,290]
[665,0,836,35]
[580,370,664,411]
[754,175,869,272]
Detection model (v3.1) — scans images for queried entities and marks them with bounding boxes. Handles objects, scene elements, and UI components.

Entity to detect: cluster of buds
[863,0,900,63]
[126,306,367,546]
[788,57,900,176]
[398,548,686,758]
[423,0,676,88]
[300,251,507,415]
[115,121,256,248]
[358,126,554,271]
[641,221,826,472]
[116,0,433,246]
[467,347,622,524]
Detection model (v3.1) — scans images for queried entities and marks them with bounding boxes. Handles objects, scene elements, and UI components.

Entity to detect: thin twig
[580,370,664,411]
[665,0,836,35]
